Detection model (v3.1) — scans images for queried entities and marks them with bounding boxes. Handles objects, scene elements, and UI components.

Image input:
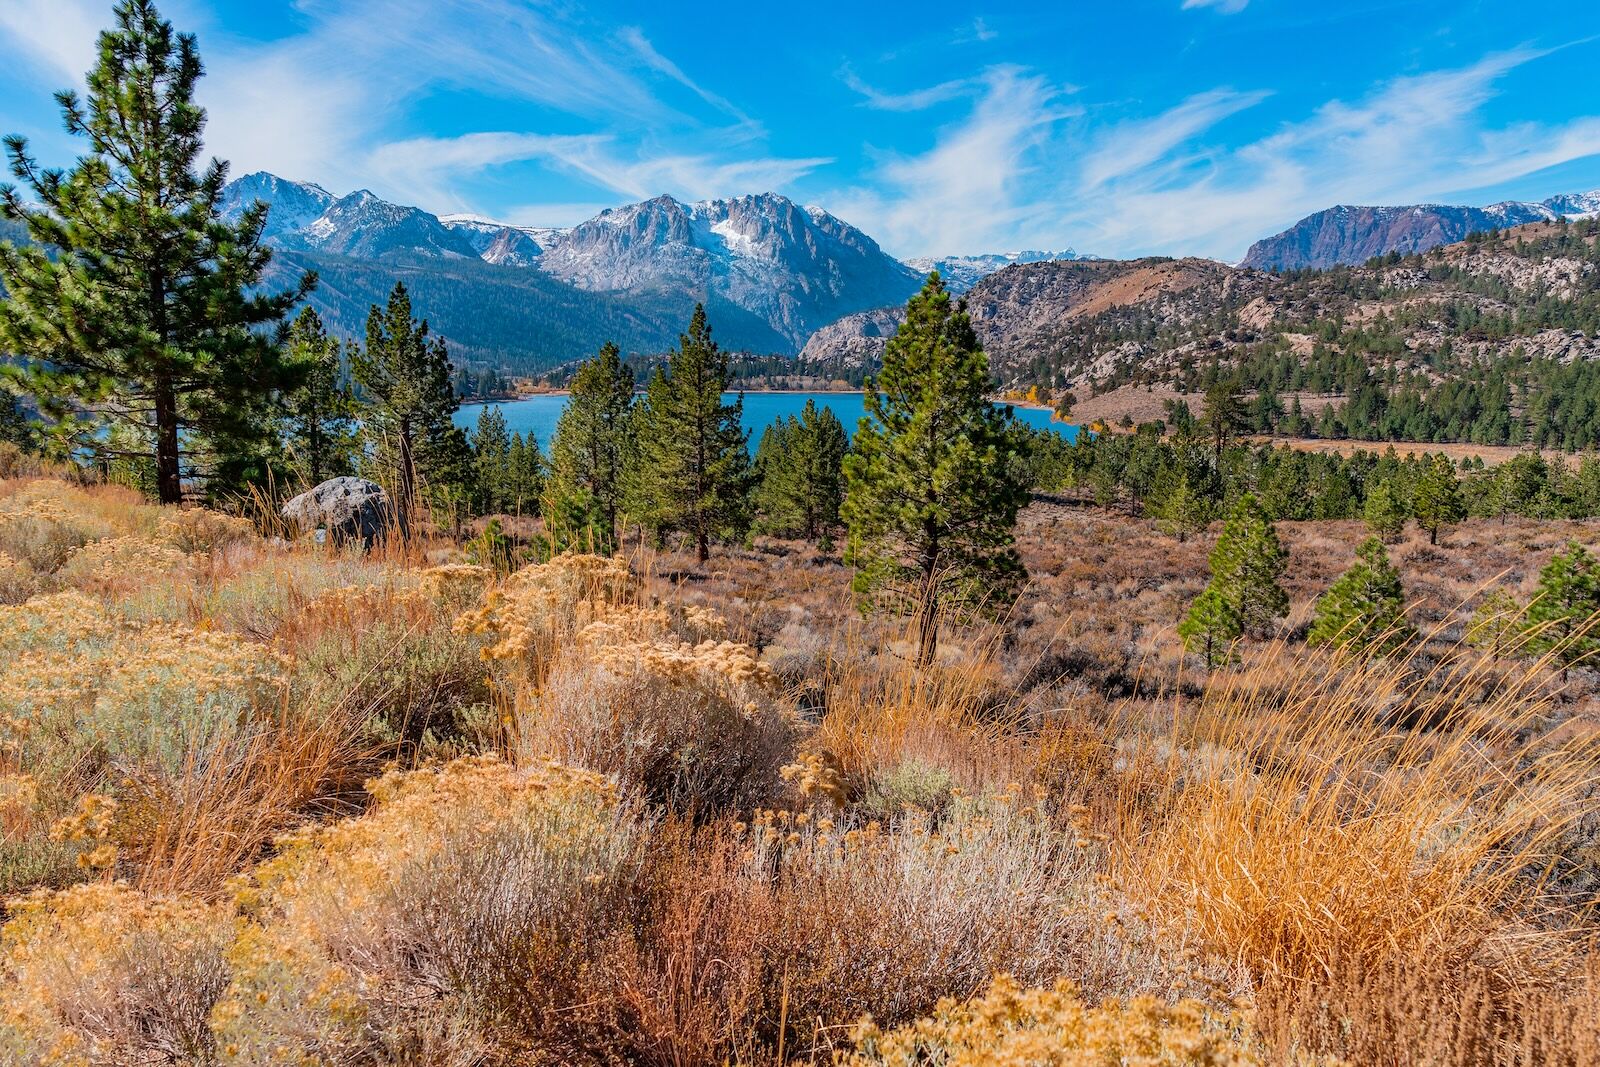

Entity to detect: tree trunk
[154,374,182,504]
[914,566,939,667]
[1430,525,1438,546]
[696,530,709,564]
[396,419,416,539]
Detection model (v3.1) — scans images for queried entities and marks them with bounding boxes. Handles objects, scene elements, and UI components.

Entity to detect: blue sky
[3,0,1599,261]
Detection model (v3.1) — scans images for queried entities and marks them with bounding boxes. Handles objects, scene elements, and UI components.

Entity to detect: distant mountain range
[218,172,1098,369]
[1242,191,1600,270]
[904,250,1096,294]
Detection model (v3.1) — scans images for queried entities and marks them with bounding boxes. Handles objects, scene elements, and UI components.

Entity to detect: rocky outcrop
[798,306,906,367]
[281,478,394,545]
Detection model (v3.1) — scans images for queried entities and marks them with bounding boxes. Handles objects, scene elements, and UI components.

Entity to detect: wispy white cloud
[368,131,830,213]
[840,67,974,111]
[957,17,999,43]
[1080,87,1271,188]
[617,26,752,125]
[0,0,99,80]
[1061,47,1600,260]
[1182,0,1250,13]
[829,66,1076,257]
[0,0,800,218]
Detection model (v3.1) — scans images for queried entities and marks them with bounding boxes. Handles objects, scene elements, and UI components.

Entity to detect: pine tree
[283,308,356,487]
[842,274,1030,665]
[505,432,544,516]
[1523,541,1600,676]
[0,388,32,451]
[1224,493,1290,635]
[1363,479,1407,542]
[1179,493,1288,667]
[1308,536,1414,655]
[471,406,512,514]
[1153,470,1211,543]
[1200,376,1246,463]
[751,417,800,534]
[351,282,469,533]
[795,399,847,539]
[1177,584,1241,670]
[0,0,313,502]
[547,341,633,547]
[1411,453,1465,545]
[625,306,749,562]
[752,399,847,541]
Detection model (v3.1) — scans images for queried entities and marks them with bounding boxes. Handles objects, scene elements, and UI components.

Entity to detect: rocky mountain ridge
[1242,191,1600,270]
[799,220,1600,396]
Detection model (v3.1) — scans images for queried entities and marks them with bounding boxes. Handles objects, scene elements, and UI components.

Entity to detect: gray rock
[281,477,393,545]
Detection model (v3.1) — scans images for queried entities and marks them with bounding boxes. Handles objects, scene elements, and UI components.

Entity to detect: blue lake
[455,391,1079,449]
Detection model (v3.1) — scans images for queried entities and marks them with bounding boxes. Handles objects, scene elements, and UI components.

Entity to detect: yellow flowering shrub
[0,882,234,1067]
[842,974,1260,1066]
[0,550,40,605]
[221,756,644,1054]
[156,507,257,555]
[0,483,115,573]
[455,552,635,672]
[56,535,192,595]
[0,774,38,837]
[1,591,285,779]
[418,561,492,602]
[530,636,795,812]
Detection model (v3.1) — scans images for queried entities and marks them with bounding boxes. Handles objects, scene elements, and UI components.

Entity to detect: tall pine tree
[752,399,847,541]
[1200,376,1246,464]
[547,341,634,549]
[0,0,313,502]
[351,282,469,533]
[624,306,749,562]
[283,308,356,487]
[471,406,513,514]
[843,273,1029,665]
[1153,470,1211,543]
[1363,479,1407,542]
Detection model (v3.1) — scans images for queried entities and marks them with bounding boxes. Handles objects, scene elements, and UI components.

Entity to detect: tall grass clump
[1131,634,1600,1064]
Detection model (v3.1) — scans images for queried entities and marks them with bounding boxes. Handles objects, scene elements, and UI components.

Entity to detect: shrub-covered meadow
[2,472,1598,1065]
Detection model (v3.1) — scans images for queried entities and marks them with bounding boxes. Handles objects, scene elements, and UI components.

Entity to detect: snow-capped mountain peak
[219,174,925,353]
[1242,188,1600,269]
[536,191,921,347]
[220,171,334,239]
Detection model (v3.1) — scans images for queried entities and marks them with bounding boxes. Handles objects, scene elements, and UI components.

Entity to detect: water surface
[455,391,1078,449]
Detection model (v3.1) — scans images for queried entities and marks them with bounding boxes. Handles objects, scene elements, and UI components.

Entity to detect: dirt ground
[1060,384,1577,467]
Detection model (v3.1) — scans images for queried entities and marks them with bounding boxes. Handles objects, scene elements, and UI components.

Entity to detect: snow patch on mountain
[904,250,1096,294]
